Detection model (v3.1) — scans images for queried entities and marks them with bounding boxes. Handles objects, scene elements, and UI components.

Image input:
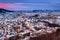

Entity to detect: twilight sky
[0,0,60,10]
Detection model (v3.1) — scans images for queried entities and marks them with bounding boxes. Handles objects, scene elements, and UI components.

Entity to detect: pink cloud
[0,3,13,8]
[0,3,40,10]
[0,3,24,8]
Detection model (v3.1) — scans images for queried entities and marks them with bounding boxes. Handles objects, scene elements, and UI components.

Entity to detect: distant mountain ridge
[0,8,60,13]
[0,8,15,13]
